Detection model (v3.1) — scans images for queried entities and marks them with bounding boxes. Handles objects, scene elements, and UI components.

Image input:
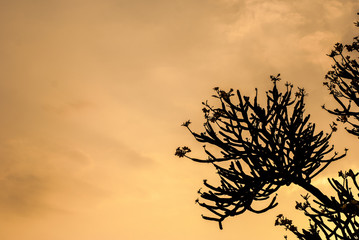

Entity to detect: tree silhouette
[275,169,359,239]
[176,13,359,240]
[175,75,345,230]
[273,15,359,240]
[323,14,359,137]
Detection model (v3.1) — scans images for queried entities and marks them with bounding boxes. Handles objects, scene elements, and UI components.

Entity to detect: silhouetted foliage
[276,169,359,239]
[274,15,359,240]
[175,76,345,230]
[323,13,359,137]
[176,13,359,240]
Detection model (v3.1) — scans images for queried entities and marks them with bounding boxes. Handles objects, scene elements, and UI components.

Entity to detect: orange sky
[0,0,358,239]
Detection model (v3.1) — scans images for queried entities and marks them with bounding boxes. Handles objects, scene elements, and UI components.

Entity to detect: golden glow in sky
[0,0,358,239]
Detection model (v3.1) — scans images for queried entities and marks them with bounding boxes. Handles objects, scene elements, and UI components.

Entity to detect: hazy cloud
[0,0,358,239]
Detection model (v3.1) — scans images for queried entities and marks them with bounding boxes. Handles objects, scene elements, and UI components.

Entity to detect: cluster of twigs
[277,170,359,239]
[323,15,359,137]
[175,75,345,229]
